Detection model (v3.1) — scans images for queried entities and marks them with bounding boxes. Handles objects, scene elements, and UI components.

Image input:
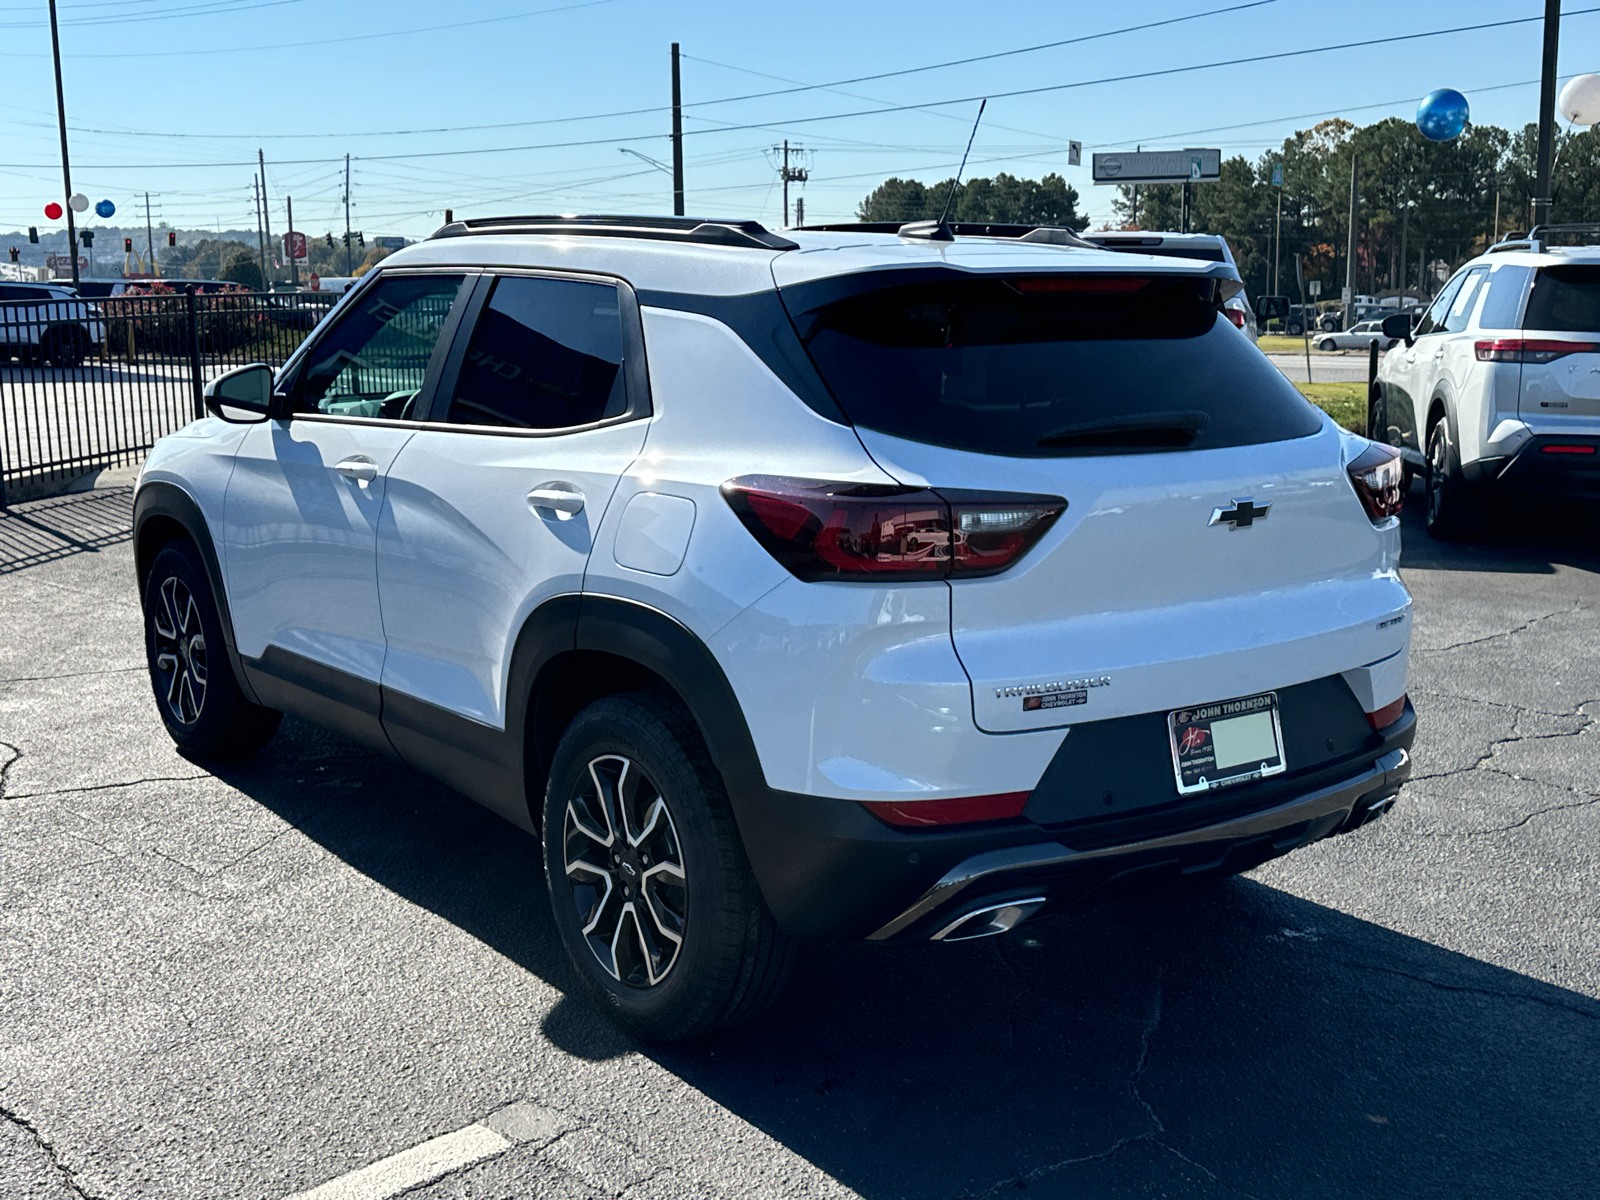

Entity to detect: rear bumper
[734,703,1416,941]
[1465,435,1600,496]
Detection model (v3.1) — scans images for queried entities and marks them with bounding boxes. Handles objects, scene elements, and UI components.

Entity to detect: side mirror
[1379,313,1414,348]
[1255,295,1290,322]
[203,362,273,423]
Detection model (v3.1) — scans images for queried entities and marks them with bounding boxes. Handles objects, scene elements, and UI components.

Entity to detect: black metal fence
[0,287,338,508]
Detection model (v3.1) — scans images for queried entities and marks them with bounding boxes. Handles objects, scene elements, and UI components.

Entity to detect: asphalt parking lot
[1,482,1596,1200]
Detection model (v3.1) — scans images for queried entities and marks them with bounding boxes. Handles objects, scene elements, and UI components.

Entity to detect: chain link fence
[0,287,336,507]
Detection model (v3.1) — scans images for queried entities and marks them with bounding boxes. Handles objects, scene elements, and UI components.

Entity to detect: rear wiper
[1037,410,1209,449]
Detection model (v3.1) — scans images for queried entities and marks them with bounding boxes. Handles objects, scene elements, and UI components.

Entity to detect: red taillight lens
[863,792,1030,827]
[1366,695,1407,730]
[1475,338,1600,363]
[1542,443,1597,454]
[723,477,1065,582]
[1224,307,1248,329]
[1346,442,1405,522]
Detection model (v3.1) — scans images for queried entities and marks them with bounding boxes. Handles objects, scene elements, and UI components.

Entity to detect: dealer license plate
[1167,692,1286,795]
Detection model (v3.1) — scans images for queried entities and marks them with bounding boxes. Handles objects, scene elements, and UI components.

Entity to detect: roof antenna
[901,98,986,241]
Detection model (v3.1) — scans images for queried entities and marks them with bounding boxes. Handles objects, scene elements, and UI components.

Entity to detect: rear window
[793,274,1321,457]
[1524,265,1600,332]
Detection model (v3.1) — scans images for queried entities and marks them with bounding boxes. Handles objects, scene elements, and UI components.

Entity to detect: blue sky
[0,0,1594,242]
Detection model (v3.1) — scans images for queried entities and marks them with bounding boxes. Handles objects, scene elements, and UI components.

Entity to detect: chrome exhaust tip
[931,896,1047,942]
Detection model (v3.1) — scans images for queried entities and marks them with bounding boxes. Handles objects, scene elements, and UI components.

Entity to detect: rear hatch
[775,259,1410,734]
[1517,263,1600,423]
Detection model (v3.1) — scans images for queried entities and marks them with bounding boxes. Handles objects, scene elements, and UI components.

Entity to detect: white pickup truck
[0,282,105,368]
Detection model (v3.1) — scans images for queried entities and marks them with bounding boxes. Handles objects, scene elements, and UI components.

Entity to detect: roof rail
[798,220,1098,248]
[428,214,798,251]
[1491,223,1600,254]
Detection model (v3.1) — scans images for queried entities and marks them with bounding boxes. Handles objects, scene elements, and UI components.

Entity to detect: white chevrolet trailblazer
[1372,223,1600,538]
[134,215,1415,1040]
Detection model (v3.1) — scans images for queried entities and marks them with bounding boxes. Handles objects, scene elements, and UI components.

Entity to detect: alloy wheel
[152,575,207,725]
[563,754,687,987]
[1428,426,1449,526]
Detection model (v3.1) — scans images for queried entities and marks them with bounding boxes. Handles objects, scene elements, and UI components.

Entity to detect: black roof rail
[428,214,798,251]
[798,220,1098,248]
[1491,223,1600,254]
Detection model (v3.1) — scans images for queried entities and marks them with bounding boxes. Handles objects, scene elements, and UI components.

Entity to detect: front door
[376,272,650,820]
[222,271,469,744]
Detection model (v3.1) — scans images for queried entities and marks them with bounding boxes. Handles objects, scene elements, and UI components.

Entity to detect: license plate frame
[1167,692,1287,795]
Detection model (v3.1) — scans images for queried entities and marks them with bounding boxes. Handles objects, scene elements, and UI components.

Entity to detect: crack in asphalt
[1411,687,1600,721]
[0,1101,103,1200]
[0,741,19,800]
[1413,603,1585,655]
[1300,951,1600,1022]
[1131,972,1165,1133]
[0,666,143,685]
[6,773,211,801]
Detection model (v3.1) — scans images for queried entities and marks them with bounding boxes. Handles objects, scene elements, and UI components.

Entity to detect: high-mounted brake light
[1008,275,1152,294]
[1346,442,1405,522]
[721,476,1065,582]
[863,792,1031,828]
[1475,338,1600,364]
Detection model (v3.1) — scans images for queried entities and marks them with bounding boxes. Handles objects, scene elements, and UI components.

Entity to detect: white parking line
[285,1101,567,1200]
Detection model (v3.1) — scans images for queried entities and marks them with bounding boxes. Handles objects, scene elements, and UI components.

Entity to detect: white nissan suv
[1372,225,1600,538]
[134,214,1416,1041]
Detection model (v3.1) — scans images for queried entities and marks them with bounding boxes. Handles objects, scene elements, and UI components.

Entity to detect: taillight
[1346,442,1405,522]
[1366,695,1407,730]
[1475,338,1600,363]
[721,476,1065,582]
[1224,307,1248,329]
[1542,444,1597,454]
[863,792,1030,827]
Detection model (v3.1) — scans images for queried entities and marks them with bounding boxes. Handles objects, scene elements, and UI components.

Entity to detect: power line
[0,0,306,28]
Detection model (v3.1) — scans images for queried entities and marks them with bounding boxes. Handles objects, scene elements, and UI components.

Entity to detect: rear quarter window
[788,272,1321,457]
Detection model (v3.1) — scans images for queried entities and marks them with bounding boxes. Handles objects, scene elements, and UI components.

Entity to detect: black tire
[1286,322,1303,337]
[1424,417,1481,540]
[1367,384,1384,441]
[542,691,795,1042]
[143,540,281,757]
[42,325,86,368]
[1318,337,1339,352]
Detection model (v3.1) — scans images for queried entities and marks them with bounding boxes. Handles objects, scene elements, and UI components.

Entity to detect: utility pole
[253,177,266,288]
[46,0,79,287]
[144,192,155,278]
[1533,0,1560,230]
[778,140,809,228]
[286,195,298,289]
[1344,154,1360,327]
[258,149,274,290]
[344,154,353,276]
[1493,187,1501,245]
[1273,187,1282,295]
[1131,145,1140,228]
[670,43,685,216]
[795,197,804,227]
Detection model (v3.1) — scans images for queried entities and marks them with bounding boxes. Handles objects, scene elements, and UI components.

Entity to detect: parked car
[1080,232,1258,340]
[0,281,105,367]
[134,214,1416,1040]
[264,291,339,331]
[1316,320,1401,352]
[1373,224,1600,538]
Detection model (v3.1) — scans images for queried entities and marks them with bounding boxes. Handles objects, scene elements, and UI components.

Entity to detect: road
[1265,350,1378,383]
[1,484,1596,1199]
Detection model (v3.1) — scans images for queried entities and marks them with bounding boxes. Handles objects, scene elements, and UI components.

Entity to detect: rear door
[785,267,1410,736]
[1518,264,1600,423]
[375,271,649,804]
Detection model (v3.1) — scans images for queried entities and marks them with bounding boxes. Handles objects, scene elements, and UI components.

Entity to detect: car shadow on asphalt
[1397,488,1600,576]
[213,716,1600,1200]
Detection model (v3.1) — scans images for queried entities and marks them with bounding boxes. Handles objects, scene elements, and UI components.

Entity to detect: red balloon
[44,202,62,220]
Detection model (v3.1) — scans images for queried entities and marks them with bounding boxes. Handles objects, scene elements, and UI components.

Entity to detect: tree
[218,248,264,290]
[857,172,1087,228]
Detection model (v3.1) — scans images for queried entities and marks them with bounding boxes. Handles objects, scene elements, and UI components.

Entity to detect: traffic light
[357,231,365,248]
[79,229,93,247]
[167,230,176,247]
[123,237,133,253]
[326,232,335,248]
[28,226,38,244]
[8,248,17,263]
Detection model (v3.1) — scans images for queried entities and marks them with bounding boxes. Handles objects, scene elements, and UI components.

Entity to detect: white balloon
[1559,73,1600,126]
[68,192,88,212]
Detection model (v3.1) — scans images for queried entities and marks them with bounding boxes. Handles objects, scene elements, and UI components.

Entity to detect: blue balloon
[1417,89,1470,141]
[94,199,115,218]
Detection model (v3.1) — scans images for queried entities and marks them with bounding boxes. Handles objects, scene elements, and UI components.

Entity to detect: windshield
[791,273,1322,457]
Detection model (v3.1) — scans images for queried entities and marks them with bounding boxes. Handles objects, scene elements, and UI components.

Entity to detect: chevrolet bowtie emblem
[1209,498,1270,529]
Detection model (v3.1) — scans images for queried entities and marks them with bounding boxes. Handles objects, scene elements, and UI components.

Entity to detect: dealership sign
[1092,148,1221,185]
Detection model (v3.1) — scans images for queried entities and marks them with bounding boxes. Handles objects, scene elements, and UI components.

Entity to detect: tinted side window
[1524,265,1600,332]
[1441,267,1487,334]
[1414,271,1467,337]
[445,276,626,430]
[297,274,465,418]
[1477,264,1531,329]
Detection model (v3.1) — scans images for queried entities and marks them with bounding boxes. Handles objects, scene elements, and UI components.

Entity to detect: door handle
[333,456,378,485]
[527,484,585,519]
